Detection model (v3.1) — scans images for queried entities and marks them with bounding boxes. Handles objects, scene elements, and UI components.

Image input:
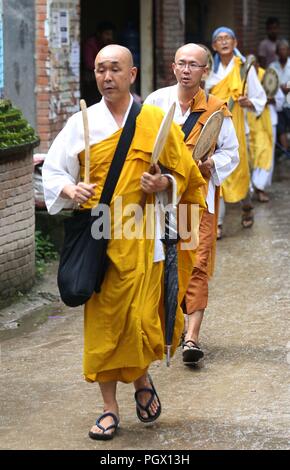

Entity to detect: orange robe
[183,88,231,313]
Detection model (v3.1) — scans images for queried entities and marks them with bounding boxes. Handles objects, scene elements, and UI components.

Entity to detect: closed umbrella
[161,176,179,366]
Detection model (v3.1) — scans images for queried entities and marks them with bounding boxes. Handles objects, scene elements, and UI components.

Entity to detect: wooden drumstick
[80,99,90,184]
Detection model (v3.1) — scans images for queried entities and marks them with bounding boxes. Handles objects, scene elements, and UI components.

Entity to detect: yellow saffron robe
[247,68,273,171]
[78,104,206,383]
[210,57,250,203]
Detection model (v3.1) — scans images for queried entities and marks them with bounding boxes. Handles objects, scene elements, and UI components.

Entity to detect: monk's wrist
[159,175,171,191]
[61,184,76,200]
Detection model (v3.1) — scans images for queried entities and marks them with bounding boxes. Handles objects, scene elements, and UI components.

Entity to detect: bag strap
[182,111,203,141]
[182,93,209,141]
[99,100,141,206]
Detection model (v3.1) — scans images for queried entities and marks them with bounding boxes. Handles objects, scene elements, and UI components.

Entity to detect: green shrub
[0,99,39,150]
[35,230,58,275]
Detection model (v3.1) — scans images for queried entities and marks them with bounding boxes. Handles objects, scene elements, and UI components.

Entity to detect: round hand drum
[193,110,224,162]
[262,67,279,98]
[151,102,176,164]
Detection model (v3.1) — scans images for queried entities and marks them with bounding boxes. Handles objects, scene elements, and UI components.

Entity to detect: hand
[140,164,170,194]
[238,95,254,110]
[198,157,214,178]
[61,182,97,204]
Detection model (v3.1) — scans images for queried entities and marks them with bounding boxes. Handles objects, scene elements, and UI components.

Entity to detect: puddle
[0,303,64,342]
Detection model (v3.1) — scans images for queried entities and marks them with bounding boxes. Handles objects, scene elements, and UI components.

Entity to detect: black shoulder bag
[57,101,141,307]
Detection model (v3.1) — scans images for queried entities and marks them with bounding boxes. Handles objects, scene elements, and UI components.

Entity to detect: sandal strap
[134,375,162,422]
[182,339,200,349]
[95,412,119,433]
[134,387,155,411]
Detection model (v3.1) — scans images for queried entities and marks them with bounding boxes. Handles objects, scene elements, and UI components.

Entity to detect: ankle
[185,333,199,344]
[103,401,119,414]
[134,373,149,390]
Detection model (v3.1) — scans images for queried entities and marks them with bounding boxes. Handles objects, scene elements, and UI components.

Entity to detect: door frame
[140,0,153,99]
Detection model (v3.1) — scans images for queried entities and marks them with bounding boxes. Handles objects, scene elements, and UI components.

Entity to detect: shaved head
[94,44,137,106]
[95,44,134,68]
[175,43,208,65]
[172,43,209,94]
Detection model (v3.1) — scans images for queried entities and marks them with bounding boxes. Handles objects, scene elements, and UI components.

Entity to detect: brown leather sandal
[241,207,254,228]
[256,190,269,203]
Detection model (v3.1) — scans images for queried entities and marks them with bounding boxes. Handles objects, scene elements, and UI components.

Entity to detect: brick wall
[233,0,259,55]
[233,0,290,57]
[155,0,185,89]
[35,0,80,152]
[0,0,3,97]
[0,149,35,298]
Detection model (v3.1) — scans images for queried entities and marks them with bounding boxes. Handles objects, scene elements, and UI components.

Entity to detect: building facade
[0,0,3,98]
[1,0,290,152]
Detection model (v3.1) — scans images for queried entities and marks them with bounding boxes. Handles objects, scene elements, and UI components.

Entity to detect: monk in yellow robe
[247,63,273,202]
[42,45,205,440]
[206,27,267,235]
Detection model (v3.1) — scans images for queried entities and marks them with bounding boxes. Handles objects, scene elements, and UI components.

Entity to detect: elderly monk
[145,44,239,365]
[206,27,267,236]
[42,45,206,440]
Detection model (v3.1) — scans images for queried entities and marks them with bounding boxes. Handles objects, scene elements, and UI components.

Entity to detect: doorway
[80,0,141,105]
[185,0,209,46]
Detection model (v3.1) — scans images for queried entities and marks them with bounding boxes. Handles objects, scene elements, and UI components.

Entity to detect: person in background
[82,21,115,106]
[258,17,280,69]
[269,39,290,157]
[206,26,267,238]
[248,57,285,202]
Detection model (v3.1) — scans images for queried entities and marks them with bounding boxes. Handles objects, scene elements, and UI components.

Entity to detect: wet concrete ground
[1,164,290,450]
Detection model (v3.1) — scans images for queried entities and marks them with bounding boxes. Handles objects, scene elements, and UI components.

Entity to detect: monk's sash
[210,57,250,203]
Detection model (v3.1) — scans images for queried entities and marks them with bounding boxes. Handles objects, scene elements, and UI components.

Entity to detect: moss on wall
[0,99,39,150]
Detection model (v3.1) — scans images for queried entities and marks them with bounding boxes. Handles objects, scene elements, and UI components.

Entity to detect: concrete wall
[3,0,36,127]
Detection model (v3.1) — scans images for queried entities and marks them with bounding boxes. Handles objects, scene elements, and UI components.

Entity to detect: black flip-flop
[88,411,119,440]
[182,339,204,364]
[134,374,162,423]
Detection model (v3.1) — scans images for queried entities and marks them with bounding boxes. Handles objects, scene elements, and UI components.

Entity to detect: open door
[80,0,141,105]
